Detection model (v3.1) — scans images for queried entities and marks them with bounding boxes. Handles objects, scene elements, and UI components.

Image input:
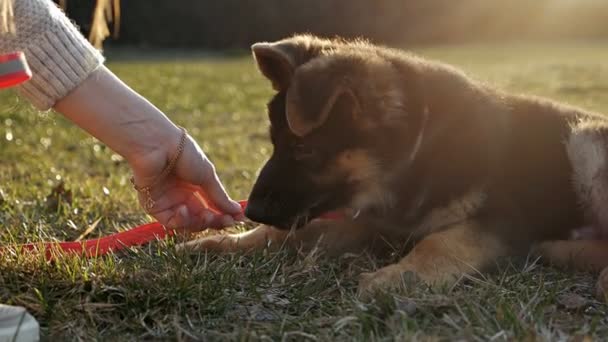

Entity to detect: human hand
[128,127,244,233]
[52,67,243,231]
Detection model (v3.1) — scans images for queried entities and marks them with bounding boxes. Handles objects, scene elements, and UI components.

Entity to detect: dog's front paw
[175,234,232,254]
[597,267,608,302]
[357,265,420,299]
[357,263,462,299]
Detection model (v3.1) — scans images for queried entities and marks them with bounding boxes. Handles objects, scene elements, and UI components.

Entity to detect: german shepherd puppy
[181,34,608,299]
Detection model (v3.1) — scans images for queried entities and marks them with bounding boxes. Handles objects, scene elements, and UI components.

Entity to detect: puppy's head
[245,35,428,229]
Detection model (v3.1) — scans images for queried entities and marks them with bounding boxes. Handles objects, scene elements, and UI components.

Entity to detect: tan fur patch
[338,149,380,183]
[401,221,505,279]
[312,149,393,212]
[535,239,608,271]
[358,221,507,294]
[338,150,392,212]
[409,190,487,239]
[312,149,378,184]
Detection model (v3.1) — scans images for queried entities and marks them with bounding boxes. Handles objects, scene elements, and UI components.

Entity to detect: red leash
[9,201,249,260]
[6,200,342,260]
[15,221,174,260]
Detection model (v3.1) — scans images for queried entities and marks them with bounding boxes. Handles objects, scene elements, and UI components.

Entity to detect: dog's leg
[177,224,289,253]
[358,221,508,296]
[178,218,385,256]
[535,239,608,302]
[535,239,608,272]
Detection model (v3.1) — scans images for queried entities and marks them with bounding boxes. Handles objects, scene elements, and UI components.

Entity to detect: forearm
[53,65,181,165]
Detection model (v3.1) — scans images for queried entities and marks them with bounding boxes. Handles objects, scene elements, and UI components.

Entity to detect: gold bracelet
[130,126,188,211]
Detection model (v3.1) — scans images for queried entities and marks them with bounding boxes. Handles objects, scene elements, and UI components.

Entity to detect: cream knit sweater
[0,0,104,110]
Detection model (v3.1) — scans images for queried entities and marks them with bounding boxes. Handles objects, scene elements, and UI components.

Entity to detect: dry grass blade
[75,217,103,242]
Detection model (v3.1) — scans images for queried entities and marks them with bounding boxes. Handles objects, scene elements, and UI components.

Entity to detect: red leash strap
[3,200,343,260]
[15,222,171,260]
[3,201,248,260]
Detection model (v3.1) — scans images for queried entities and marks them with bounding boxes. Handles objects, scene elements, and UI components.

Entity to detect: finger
[178,212,235,233]
[198,165,242,216]
[151,189,228,232]
[208,214,236,229]
[163,205,191,230]
[197,210,235,230]
[146,181,204,216]
[171,211,209,234]
[233,212,246,222]
[146,186,191,215]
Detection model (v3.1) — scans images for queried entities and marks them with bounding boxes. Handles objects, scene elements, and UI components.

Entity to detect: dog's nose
[244,202,263,222]
[245,200,290,227]
[244,201,274,225]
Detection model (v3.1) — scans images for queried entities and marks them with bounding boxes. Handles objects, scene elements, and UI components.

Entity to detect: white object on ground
[0,304,39,342]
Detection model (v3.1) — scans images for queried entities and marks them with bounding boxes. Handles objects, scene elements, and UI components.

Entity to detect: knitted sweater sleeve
[0,0,104,110]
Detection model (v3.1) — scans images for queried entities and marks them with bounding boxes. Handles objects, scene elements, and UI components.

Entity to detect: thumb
[199,165,242,216]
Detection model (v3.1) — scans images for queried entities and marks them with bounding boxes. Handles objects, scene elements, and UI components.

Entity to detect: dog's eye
[293,143,317,161]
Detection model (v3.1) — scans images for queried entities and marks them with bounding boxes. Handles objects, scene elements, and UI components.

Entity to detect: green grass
[1,41,608,340]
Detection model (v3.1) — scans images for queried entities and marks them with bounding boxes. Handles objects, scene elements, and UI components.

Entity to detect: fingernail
[229,200,243,213]
[179,206,191,229]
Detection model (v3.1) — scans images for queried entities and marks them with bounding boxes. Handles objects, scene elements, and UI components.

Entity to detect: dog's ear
[252,36,330,91]
[251,42,296,91]
[286,63,360,137]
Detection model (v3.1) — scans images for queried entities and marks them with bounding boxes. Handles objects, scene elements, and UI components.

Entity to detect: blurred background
[60,0,608,51]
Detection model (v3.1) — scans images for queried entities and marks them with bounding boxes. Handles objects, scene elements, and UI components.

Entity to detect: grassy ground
[1,41,608,341]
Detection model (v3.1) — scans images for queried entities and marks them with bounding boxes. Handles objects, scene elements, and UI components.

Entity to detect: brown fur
[182,34,608,300]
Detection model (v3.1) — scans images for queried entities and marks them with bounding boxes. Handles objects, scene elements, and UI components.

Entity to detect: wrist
[130,126,188,211]
[124,117,181,163]
[125,118,183,177]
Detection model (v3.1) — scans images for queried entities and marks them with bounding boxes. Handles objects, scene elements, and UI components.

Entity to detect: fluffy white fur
[567,118,608,239]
